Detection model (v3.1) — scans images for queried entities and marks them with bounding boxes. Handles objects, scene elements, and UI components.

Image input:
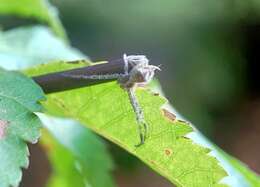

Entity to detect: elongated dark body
[32,59,132,94]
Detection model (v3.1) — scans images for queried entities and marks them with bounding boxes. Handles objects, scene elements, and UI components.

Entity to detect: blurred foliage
[0,0,66,39]
[39,116,115,187]
[0,26,85,70]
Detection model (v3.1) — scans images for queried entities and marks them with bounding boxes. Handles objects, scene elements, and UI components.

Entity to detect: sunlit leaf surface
[26,62,228,187]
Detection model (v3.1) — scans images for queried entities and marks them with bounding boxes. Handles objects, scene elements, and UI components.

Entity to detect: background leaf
[25,62,228,187]
[0,26,86,70]
[38,115,115,187]
[0,69,44,187]
[0,0,67,39]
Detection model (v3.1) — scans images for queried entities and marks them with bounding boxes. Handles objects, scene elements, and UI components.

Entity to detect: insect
[63,54,160,146]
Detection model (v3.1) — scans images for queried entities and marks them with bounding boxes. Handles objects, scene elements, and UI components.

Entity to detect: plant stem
[32,59,128,94]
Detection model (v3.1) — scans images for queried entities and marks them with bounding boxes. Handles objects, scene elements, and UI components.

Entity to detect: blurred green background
[1,0,260,186]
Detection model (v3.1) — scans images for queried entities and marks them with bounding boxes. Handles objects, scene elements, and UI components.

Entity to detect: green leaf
[38,115,115,187]
[0,26,86,70]
[0,69,44,187]
[43,132,87,187]
[150,81,260,187]
[0,0,66,39]
[216,148,260,186]
[25,62,228,187]
[182,131,259,187]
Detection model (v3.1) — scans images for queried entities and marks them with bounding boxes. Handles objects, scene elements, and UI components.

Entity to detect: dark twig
[32,59,131,94]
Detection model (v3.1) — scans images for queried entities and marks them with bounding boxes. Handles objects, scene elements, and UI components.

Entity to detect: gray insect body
[119,54,160,146]
[120,54,160,89]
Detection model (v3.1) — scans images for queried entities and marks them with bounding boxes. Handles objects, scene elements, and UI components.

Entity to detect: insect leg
[127,87,148,146]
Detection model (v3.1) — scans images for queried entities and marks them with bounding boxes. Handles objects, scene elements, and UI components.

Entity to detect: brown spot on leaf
[164,148,173,156]
[0,120,9,140]
[161,108,176,122]
[153,92,160,96]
